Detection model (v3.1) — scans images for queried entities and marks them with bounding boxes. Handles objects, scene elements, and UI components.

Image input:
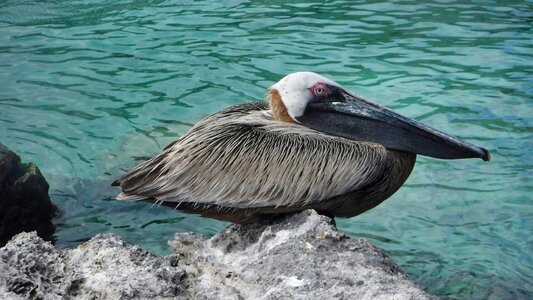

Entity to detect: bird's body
[113,72,489,223]
[114,102,415,222]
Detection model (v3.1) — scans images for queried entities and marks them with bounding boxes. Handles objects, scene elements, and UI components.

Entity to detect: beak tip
[481,148,491,162]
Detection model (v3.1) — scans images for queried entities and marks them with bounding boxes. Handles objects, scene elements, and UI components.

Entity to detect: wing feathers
[114,102,393,210]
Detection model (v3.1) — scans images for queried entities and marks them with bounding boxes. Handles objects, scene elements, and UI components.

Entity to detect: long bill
[296,92,490,161]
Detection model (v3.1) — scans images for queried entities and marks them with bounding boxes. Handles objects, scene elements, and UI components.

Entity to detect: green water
[1,0,531,298]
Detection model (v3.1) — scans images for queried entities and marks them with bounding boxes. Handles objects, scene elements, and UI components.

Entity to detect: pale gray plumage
[113,72,488,223]
[115,102,414,222]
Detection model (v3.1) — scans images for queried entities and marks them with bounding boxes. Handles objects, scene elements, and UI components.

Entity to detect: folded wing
[114,102,398,215]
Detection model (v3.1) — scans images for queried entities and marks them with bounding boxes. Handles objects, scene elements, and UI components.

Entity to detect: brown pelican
[112,72,489,223]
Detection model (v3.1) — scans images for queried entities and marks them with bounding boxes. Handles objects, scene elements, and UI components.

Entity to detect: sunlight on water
[0,1,531,298]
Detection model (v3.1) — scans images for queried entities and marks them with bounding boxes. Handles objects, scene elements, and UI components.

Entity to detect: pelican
[112,72,490,223]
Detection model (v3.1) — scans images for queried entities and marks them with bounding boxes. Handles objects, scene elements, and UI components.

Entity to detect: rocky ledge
[0,210,433,299]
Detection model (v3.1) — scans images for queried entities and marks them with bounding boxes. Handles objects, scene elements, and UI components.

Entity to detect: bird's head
[268,72,342,122]
[266,71,490,161]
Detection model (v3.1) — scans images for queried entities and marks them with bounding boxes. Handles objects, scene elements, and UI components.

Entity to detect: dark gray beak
[296,91,490,161]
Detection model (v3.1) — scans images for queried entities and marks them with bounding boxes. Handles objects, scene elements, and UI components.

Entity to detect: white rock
[1,210,434,300]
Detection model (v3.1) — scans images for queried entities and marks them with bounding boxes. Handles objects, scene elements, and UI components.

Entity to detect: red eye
[311,83,328,96]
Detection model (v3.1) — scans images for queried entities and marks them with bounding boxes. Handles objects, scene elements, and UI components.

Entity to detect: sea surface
[0,0,531,298]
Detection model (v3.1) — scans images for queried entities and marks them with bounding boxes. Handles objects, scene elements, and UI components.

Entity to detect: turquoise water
[0,0,531,298]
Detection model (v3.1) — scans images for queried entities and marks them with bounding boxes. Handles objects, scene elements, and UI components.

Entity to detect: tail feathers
[116,192,146,201]
[112,149,171,201]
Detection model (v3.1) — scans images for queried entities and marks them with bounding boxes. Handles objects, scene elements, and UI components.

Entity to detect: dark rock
[0,143,57,246]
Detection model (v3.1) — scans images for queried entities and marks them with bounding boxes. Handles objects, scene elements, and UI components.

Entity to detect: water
[0,0,531,298]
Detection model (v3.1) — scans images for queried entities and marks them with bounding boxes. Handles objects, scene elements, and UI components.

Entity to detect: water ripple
[1,0,531,298]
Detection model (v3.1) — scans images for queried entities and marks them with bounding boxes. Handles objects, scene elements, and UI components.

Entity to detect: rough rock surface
[0,143,57,246]
[0,232,186,299]
[171,210,433,299]
[0,210,433,299]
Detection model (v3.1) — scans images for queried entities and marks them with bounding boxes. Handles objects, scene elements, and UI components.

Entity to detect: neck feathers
[267,89,294,123]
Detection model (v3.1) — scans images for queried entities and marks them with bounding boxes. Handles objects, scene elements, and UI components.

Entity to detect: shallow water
[0,0,531,298]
